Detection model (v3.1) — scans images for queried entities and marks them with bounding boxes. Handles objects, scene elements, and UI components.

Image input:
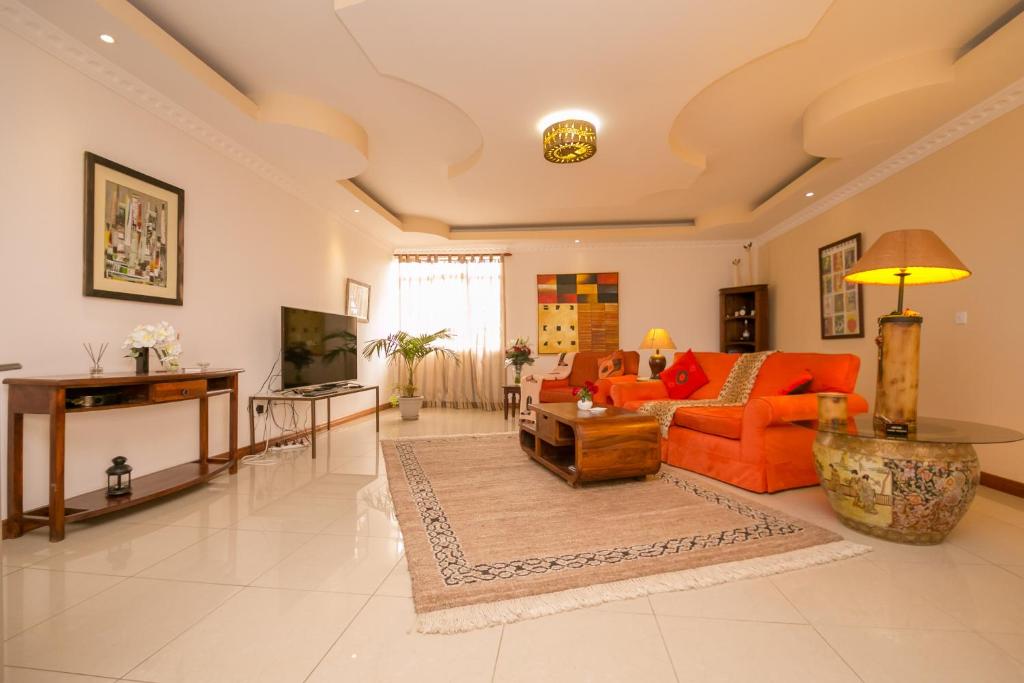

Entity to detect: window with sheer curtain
[397,254,505,409]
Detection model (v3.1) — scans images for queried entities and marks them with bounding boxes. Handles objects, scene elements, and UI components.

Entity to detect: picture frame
[83,152,184,305]
[818,233,865,339]
[346,278,371,323]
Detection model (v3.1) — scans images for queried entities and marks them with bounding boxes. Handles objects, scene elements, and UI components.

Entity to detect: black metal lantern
[106,456,132,497]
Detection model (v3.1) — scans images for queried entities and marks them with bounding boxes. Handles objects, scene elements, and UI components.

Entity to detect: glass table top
[793,415,1024,445]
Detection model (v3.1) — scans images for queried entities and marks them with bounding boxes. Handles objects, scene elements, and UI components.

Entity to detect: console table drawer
[151,379,207,403]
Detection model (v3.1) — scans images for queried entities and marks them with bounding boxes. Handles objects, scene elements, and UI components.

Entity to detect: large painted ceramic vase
[812,432,979,545]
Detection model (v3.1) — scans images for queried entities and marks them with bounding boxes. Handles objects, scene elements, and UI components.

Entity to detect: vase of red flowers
[504,337,535,385]
[574,380,598,410]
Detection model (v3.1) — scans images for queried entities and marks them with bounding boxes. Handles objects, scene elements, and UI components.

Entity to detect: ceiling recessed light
[353,209,360,213]
[574,239,581,244]
[804,191,816,198]
[99,34,115,44]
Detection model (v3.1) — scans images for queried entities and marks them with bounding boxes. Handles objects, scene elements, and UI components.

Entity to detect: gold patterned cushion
[597,351,625,379]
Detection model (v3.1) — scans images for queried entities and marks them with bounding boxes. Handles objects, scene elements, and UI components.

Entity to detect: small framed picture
[818,233,864,339]
[346,278,370,323]
[83,152,184,305]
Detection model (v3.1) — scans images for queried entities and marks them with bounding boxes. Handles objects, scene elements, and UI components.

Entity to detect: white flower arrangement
[122,321,180,363]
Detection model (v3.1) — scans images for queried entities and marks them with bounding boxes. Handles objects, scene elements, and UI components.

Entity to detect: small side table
[795,415,1022,544]
[502,384,521,419]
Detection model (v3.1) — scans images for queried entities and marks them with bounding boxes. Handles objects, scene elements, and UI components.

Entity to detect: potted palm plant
[362,329,458,420]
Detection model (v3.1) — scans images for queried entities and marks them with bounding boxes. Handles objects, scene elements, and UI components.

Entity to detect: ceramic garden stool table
[795,416,1023,544]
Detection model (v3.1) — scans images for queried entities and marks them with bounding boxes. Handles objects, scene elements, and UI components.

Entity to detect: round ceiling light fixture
[538,110,599,164]
[99,33,116,44]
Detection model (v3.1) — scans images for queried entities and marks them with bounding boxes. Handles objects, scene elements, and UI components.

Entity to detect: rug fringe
[385,431,518,443]
[415,540,870,634]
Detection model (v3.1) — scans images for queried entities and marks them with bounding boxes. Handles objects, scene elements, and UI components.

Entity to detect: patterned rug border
[381,432,871,634]
[415,539,868,634]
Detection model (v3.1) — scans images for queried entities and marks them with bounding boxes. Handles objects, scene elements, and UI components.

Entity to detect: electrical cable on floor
[243,353,312,466]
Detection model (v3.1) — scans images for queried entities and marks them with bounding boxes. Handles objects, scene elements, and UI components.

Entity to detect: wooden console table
[3,369,242,542]
[519,403,661,487]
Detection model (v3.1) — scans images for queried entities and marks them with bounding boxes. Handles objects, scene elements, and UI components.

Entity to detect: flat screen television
[280,306,358,389]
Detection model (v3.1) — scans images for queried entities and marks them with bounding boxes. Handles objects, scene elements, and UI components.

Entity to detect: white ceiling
[10,0,1024,245]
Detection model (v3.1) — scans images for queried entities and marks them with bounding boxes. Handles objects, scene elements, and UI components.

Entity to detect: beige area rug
[381,432,869,634]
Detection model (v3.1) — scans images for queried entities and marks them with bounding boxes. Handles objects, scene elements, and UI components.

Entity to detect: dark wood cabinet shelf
[22,460,234,524]
[4,369,242,541]
[720,285,769,353]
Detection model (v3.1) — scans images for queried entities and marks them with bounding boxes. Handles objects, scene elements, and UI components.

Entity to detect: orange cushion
[685,352,739,399]
[539,386,576,403]
[673,406,745,440]
[567,351,604,387]
[621,351,641,376]
[751,353,860,397]
[778,370,813,395]
[597,351,625,379]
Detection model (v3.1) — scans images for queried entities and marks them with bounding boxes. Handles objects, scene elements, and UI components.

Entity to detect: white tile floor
[3,407,1024,682]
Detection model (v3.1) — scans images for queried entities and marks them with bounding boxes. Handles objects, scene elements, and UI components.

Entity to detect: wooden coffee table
[519,403,661,487]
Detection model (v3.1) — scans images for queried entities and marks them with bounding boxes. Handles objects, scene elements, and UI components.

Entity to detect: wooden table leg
[5,407,24,539]
[48,389,66,542]
[310,399,317,459]
[199,395,209,473]
[375,386,379,432]
[228,374,239,474]
[504,390,510,419]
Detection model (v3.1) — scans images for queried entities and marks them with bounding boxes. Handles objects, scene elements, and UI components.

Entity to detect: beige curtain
[397,254,505,410]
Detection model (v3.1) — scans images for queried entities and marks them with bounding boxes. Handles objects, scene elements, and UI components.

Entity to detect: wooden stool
[502,384,521,419]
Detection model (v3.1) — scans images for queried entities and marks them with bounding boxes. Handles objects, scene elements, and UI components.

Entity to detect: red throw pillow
[779,370,814,395]
[660,350,709,399]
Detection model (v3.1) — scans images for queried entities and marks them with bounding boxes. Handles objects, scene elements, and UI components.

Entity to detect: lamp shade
[639,328,676,350]
[844,229,970,286]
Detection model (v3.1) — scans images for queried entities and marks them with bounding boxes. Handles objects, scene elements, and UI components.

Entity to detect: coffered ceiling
[11,0,1024,245]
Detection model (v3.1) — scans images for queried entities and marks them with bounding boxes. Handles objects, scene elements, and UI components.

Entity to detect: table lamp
[844,229,970,434]
[639,328,676,379]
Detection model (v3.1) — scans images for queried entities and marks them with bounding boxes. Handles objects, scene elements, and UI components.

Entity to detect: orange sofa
[610,351,868,493]
[539,350,641,405]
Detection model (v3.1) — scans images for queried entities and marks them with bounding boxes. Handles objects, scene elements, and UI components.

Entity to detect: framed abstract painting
[346,278,371,323]
[83,152,184,305]
[818,233,865,339]
[536,272,619,354]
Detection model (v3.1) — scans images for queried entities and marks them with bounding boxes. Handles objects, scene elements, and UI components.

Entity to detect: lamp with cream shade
[639,328,676,379]
[844,229,971,434]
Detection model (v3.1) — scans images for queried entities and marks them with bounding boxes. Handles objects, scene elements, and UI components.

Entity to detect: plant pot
[577,398,593,411]
[399,396,424,421]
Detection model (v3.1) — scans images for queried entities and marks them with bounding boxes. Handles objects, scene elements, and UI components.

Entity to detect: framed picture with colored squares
[818,233,865,339]
[536,272,619,354]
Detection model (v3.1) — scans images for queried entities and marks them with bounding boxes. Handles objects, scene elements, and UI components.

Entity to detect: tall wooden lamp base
[874,313,922,435]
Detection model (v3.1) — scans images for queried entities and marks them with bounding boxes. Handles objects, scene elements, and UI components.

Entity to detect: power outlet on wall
[955,311,968,325]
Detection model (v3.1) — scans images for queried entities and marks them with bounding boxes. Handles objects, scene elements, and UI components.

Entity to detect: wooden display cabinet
[719,284,769,353]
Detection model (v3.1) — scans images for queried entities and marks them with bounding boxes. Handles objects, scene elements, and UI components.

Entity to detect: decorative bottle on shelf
[741,320,751,340]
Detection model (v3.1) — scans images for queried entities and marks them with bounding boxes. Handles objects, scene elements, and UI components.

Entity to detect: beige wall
[0,33,397,510]
[504,242,744,376]
[760,104,1024,482]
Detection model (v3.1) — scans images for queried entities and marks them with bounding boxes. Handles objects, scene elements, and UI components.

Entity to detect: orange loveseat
[539,350,641,405]
[611,351,868,493]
